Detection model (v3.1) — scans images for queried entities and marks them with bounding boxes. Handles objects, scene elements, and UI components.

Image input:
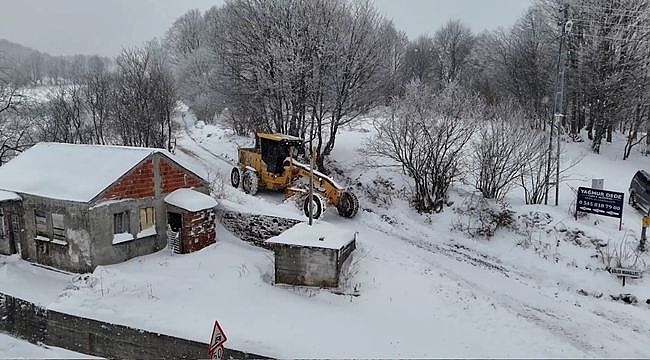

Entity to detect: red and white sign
[208,320,227,357]
[210,345,224,360]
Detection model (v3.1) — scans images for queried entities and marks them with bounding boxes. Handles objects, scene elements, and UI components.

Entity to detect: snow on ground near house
[0,332,96,359]
[2,107,650,358]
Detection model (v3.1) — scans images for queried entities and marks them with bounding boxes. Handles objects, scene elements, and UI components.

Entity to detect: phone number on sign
[578,200,620,211]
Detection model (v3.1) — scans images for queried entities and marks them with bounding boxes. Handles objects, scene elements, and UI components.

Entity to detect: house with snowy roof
[0,142,218,273]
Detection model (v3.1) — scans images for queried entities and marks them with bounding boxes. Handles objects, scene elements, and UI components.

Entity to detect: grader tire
[336,191,359,218]
[242,170,259,195]
[230,167,241,188]
[303,194,325,219]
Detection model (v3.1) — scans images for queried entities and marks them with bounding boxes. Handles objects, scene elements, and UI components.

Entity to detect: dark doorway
[168,212,182,232]
[167,212,183,254]
[9,212,21,255]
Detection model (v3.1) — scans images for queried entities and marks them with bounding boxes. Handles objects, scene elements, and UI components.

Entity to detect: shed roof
[265,222,355,250]
[0,142,199,203]
[0,190,20,202]
[164,188,217,212]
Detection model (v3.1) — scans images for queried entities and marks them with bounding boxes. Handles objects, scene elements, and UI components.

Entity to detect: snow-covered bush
[471,102,544,200]
[451,193,516,238]
[370,81,482,213]
[598,233,648,271]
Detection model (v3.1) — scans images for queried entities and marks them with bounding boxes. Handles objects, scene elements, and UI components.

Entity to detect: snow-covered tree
[370,81,482,212]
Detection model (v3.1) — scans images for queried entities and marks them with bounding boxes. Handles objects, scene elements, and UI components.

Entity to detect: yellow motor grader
[230,132,359,219]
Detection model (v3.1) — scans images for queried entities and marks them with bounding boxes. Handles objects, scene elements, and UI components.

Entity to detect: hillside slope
[1,106,649,358]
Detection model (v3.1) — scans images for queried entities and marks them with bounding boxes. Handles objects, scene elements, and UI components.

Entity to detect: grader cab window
[260,138,289,174]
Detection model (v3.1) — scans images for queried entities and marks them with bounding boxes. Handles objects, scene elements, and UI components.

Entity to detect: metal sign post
[575,187,624,230]
[641,216,649,251]
[208,320,227,359]
[610,267,641,286]
[308,147,315,226]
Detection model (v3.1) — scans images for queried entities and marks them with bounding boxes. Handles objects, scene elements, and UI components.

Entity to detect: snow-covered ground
[2,105,650,358]
[0,332,94,359]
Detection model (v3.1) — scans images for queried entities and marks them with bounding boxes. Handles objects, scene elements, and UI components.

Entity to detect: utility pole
[308,146,315,226]
[546,3,571,206]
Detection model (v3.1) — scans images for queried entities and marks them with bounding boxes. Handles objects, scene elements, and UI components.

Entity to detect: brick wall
[160,158,204,195]
[181,209,216,253]
[100,159,154,201]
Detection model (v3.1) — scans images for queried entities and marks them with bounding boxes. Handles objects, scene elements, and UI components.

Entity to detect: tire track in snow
[359,220,638,357]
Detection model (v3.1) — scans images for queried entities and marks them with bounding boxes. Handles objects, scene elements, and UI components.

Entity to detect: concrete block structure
[266,222,356,288]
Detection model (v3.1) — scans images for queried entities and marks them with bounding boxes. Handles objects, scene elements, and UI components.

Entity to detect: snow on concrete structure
[0,142,215,272]
[265,222,356,288]
[164,189,217,254]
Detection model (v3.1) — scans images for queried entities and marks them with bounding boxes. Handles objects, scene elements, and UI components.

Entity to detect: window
[35,210,48,239]
[139,207,155,231]
[113,211,130,234]
[0,209,5,238]
[52,213,65,241]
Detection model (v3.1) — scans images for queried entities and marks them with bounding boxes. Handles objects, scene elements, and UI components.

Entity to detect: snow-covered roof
[0,142,189,203]
[0,190,20,202]
[265,222,355,250]
[164,188,217,212]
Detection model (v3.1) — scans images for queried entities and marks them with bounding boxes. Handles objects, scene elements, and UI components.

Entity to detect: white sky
[0,0,533,57]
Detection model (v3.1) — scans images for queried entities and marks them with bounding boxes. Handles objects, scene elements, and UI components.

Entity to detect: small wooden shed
[266,222,356,288]
[164,188,217,254]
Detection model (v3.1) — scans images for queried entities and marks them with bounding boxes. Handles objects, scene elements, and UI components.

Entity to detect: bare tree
[34,85,88,144]
[400,35,439,87]
[370,81,482,212]
[84,56,113,144]
[113,42,176,148]
[471,102,545,200]
[165,9,206,62]
[433,20,475,85]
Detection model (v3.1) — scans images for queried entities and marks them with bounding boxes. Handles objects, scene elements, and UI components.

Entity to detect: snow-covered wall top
[0,143,180,203]
[0,190,20,202]
[265,221,355,250]
[164,188,217,212]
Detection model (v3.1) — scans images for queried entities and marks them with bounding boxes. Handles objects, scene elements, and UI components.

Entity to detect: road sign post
[575,187,624,230]
[208,320,227,358]
[641,216,649,251]
[610,267,641,286]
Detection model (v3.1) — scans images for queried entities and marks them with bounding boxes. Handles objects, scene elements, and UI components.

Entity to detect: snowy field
[2,106,650,358]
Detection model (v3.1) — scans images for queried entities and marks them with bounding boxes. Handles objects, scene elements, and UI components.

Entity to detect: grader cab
[230,133,359,219]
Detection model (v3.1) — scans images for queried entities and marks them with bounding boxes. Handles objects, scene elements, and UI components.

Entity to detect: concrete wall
[0,200,22,255]
[19,195,94,273]
[0,292,268,359]
[338,240,356,271]
[88,198,168,268]
[218,210,301,248]
[274,245,339,287]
